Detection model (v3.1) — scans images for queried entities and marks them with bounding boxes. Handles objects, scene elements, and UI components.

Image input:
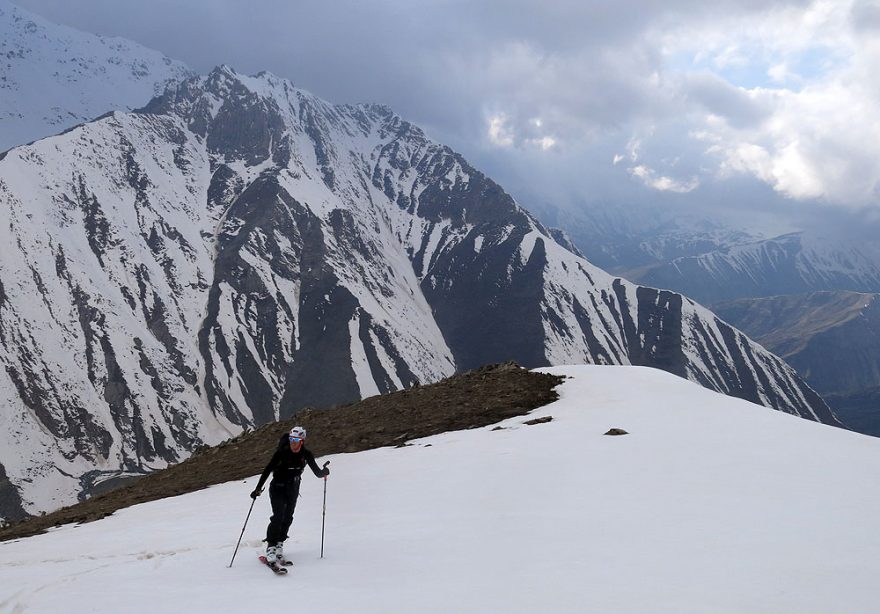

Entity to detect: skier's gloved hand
[250,488,262,499]
[322,467,330,478]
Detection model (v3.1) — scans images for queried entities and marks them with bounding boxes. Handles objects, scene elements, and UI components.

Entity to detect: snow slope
[0,0,191,152]
[1,365,877,613]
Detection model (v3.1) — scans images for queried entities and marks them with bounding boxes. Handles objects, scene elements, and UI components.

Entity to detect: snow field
[2,365,880,613]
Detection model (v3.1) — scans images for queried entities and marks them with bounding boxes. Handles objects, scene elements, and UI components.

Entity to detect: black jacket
[255,434,327,491]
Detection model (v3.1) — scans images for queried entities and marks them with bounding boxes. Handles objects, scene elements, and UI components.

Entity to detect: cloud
[485,110,557,150]
[851,0,880,32]
[632,0,880,206]
[14,0,880,214]
[681,72,771,128]
[629,165,700,193]
[697,71,880,205]
[487,114,515,148]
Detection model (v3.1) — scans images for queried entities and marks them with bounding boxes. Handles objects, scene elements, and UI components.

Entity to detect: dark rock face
[0,66,839,518]
[0,462,27,523]
[424,221,548,371]
[617,284,687,376]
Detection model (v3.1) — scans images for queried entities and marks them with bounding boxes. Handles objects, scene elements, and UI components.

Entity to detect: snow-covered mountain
[555,202,880,438]
[532,201,764,275]
[0,0,191,152]
[0,67,837,520]
[631,231,880,306]
[1,366,878,613]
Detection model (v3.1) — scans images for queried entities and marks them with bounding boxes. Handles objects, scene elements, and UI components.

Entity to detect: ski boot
[276,543,293,566]
[259,545,288,574]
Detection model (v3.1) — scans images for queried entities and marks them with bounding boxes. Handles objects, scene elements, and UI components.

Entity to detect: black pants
[266,476,301,546]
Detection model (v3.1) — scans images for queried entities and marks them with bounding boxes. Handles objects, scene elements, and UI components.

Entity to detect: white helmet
[289,426,307,440]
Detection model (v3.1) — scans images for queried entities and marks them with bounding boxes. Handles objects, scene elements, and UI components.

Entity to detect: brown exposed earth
[0,362,563,542]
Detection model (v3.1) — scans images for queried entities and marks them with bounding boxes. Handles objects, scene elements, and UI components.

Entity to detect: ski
[258,555,288,575]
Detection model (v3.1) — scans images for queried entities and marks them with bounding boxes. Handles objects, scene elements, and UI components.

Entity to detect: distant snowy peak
[632,231,880,305]
[535,202,764,275]
[0,0,191,152]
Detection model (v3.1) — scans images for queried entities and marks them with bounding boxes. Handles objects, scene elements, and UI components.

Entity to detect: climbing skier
[251,426,329,568]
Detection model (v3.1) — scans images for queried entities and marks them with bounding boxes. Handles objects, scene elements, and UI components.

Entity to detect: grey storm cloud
[681,73,771,129]
[851,0,880,31]
[13,0,808,137]
[14,0,880,236]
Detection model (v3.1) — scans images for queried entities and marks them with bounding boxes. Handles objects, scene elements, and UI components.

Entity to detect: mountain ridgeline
[631,232,880,306]
[0,0,191,153]
[0,67,838,520]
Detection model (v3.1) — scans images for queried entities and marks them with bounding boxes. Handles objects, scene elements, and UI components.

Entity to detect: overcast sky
[16,0,880,234]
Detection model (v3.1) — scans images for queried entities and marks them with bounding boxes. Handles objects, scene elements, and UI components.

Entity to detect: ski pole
[228,496,256,568]
[321,461,330,558]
